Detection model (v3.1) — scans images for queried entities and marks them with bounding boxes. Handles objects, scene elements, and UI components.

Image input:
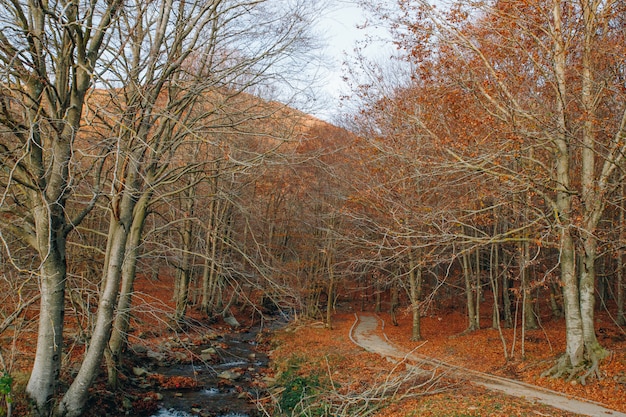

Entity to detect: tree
[366,0,626,381]
[2,0,323,414]
[62,1,321,414]
[0,0,120,413]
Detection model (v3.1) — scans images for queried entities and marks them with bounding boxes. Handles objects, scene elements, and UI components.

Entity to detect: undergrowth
[275,356,331,416]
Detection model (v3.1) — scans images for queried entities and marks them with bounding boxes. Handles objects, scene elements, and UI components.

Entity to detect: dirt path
[350,314,626,417]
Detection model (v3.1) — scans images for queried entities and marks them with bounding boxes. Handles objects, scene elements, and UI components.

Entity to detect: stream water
[149,327,270,417]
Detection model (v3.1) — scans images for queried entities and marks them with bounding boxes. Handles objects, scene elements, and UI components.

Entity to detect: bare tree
[2,0,323,414]
[359,0,626,381]
[0,0,121,413]
[59,0,323,414]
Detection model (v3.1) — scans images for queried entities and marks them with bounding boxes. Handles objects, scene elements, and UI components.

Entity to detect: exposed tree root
[541,345,609,385]
[459,325,478,337]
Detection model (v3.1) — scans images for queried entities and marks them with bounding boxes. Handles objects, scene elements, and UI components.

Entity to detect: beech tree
[0,0,120,413]
[67,2,320,415]
[2,0,321,415]
[360,0,626,381]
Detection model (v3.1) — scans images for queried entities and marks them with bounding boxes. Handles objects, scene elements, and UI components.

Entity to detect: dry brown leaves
[270,308,625,417]
[378,308,626,414]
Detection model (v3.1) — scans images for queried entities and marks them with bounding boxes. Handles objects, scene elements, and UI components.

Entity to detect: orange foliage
[147,374,198,390]
[271,308,626,416]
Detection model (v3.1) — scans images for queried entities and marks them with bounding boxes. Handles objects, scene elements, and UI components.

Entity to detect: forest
[0,0,625,416]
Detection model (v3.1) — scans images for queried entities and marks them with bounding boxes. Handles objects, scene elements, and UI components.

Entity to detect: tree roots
[541,345,609,385]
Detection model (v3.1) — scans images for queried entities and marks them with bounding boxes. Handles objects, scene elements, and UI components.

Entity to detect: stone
[122,397,133,410]
[201,347,217,355]
[217,370,241,381]
[224,315,241,328]
[147,350,165,361]
[131,344,148,354]
[132,367,149,377]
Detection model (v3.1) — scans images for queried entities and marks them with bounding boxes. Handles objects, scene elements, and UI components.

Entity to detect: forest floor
[351,314,625,416]
[269,305,626,417]
[3,275,626,416]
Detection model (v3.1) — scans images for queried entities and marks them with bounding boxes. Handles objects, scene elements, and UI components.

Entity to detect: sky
[311,2,394,121]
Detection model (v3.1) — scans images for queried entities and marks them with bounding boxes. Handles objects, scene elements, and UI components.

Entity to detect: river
[147,326,271,417]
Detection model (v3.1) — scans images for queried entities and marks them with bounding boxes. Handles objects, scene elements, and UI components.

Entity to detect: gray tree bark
[0,0,119,413]
[175,180,197,324]
[106,192,151,389]
[462,249,478,332]
[618,188,625,326]
[56,164,139,417]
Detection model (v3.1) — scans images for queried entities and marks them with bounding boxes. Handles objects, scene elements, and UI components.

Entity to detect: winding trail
[350,314,626,417]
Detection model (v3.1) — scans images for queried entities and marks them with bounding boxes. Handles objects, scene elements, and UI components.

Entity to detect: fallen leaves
[269,307,626,416]
[147,374,198,390]
[374,308,626,414]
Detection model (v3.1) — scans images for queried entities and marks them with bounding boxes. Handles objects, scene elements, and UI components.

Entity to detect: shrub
[0,372,12,416]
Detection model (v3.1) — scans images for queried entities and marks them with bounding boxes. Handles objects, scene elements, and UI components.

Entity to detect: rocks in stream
[133,366,150,377]
[217,370,242,381]
[125,324,274,417]
[199,347,217,361]
[146,349,166,362]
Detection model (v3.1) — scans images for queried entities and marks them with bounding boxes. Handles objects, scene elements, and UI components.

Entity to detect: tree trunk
[617,183,625,326]
[201,197,219,315]
[390,284,399,326]
[57,155,139,416]
[521,238,538,330]
[106,193,150,389]
[543,0,587,377]
[374,283,381,313]
[490,240,509,361]
[325,245,335,330]
[175,231,193,323]
[565,0,607,380]
[26,234,66,415]
[502,265,513,328]
[324,216,338,330]
[579,234,608,380]
[549,281,563,320]
[462,250,478,331]
[618,251,625,326]
[560,231,586,367]
[408,248,422,341]
[325,272,334,330]
[202,195,228,316]
[475,244,481,329]
[57,217,131,416]
[490,241,500,329]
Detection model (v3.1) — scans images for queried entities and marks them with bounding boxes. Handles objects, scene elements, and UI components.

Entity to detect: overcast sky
[312,2,393,121]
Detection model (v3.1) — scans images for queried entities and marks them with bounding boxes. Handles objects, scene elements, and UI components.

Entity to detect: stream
[147,326,271,417]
